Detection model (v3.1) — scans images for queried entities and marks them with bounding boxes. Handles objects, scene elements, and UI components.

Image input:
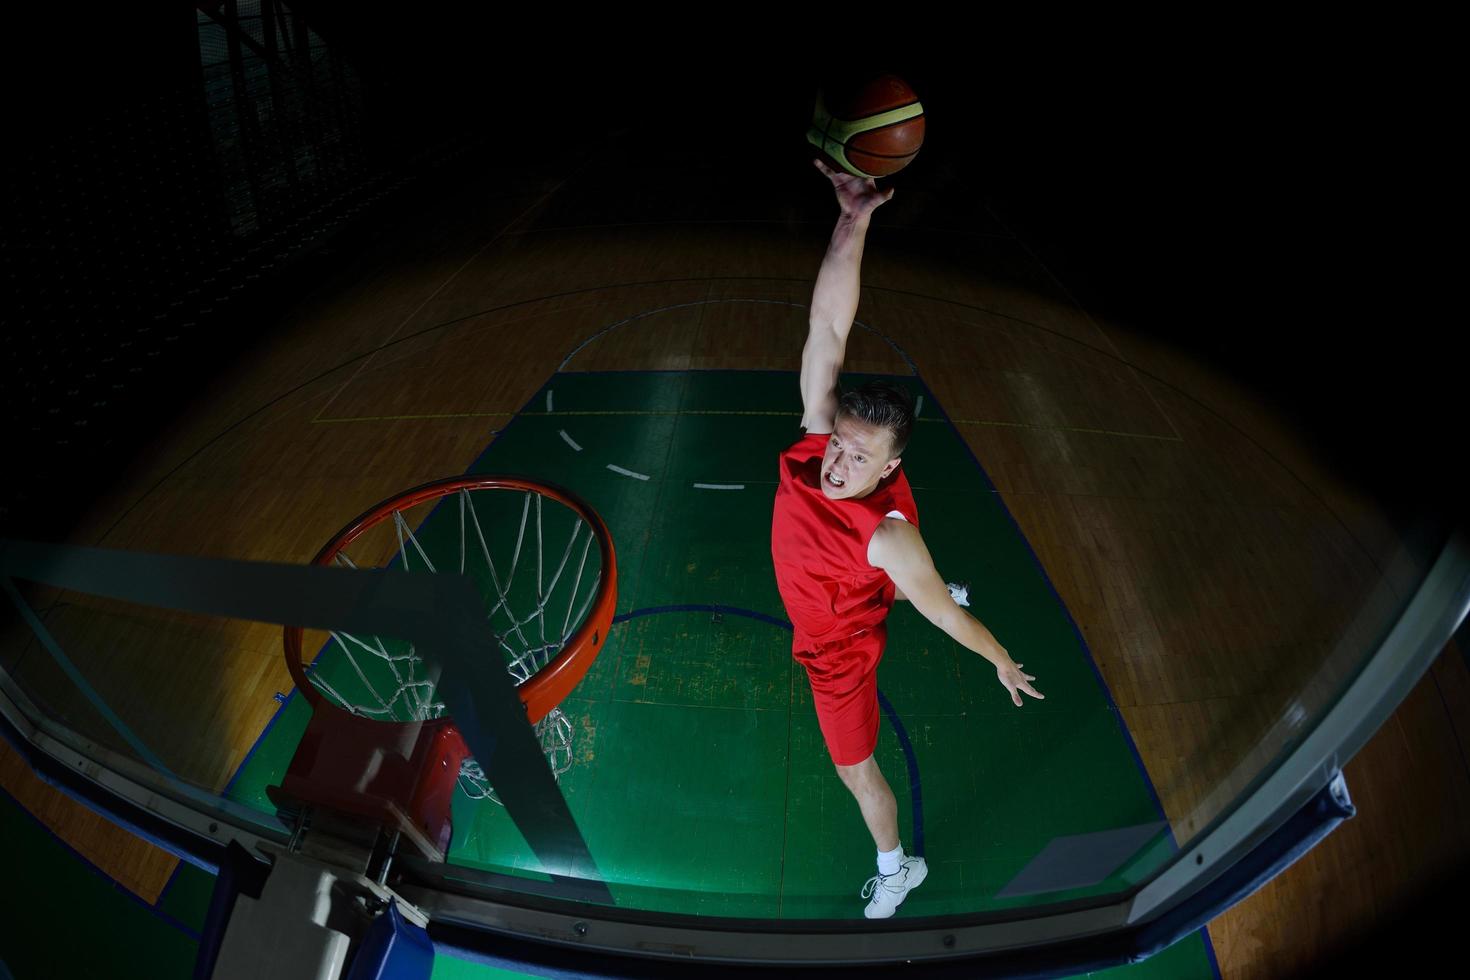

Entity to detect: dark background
[6,9,1454,546]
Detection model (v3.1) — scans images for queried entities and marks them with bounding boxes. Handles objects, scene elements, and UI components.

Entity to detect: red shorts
[793,622,887,766]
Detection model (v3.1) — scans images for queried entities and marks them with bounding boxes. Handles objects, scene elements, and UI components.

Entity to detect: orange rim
[282,476,617,725]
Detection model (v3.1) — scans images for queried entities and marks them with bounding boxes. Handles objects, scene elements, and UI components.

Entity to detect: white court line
[546,390,554,412]
[693,483,745,490]
[313,175,576,423]
[914,394,924,417]
[607,464,649,481]
[559,429,582,452]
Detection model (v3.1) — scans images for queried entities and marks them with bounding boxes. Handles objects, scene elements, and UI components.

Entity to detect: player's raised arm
[868,519,1046,708]
[800,159,895,433]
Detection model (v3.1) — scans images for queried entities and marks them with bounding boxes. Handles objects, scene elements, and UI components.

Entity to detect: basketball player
[771,159,1047,919]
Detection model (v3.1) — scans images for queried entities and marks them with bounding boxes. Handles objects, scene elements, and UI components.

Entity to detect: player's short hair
[836,380,915,458]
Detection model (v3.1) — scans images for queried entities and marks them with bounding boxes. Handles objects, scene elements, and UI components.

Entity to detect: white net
[305,485,603,805]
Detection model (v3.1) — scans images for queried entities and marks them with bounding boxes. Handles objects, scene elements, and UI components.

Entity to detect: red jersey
[770,431,919,646]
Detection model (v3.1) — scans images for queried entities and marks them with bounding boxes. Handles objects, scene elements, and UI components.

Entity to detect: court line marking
[528,409,1177,441]
[559,430,583,452]
[949,418,1184,442]
[0,781,202,938]
[310,407,1179,441]
[2,580,176,777]
[606,464,649,481]
[112,270,1242,547]
[312,171,580,423]
[307,405,1170,440]
[312,412,513,423]
[546,390,554,412]
[225,273,1342,535]
[915,394,924,417]
[693,483,745,490]
[979,201,1183,441]
[529,410,797,417]
[557,297,920,375]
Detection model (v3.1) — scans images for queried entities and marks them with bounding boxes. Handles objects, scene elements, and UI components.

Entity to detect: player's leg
[807,627,927,918]
[834,755,898,851]
[834,752,928,919]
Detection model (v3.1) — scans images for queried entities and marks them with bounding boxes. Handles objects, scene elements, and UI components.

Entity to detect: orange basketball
[807,74,925,178]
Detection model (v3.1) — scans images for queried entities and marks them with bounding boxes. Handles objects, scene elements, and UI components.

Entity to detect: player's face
[821,416,901,500]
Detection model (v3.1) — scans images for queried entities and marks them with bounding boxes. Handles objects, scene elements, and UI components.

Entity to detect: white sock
[878,844,904,876]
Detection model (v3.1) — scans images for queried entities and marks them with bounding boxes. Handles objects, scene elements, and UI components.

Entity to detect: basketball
[807,74,925,178]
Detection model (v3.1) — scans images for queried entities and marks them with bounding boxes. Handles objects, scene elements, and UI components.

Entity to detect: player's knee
[834,754,875,787]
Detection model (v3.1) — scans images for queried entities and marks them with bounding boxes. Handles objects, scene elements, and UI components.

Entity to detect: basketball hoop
[272,476,617,859]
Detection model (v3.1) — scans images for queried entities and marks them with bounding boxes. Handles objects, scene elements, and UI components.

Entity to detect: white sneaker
[861,855,928,919]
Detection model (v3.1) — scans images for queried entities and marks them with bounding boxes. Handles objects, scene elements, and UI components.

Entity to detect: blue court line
[913,375,1177,841]
[914,377,1220,977]
[155,860,184,916]
[217,686,301,802]
[611,603,927,857]
[0,780,201,942]
[0,705,223,882]
[876,690,925,859]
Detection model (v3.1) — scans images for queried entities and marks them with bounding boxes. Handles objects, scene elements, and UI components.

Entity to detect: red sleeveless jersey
[771,431,919,645]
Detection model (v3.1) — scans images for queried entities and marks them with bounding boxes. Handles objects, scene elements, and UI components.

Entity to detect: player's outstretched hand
[997,662,1045,708]
[814,158,893,219]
